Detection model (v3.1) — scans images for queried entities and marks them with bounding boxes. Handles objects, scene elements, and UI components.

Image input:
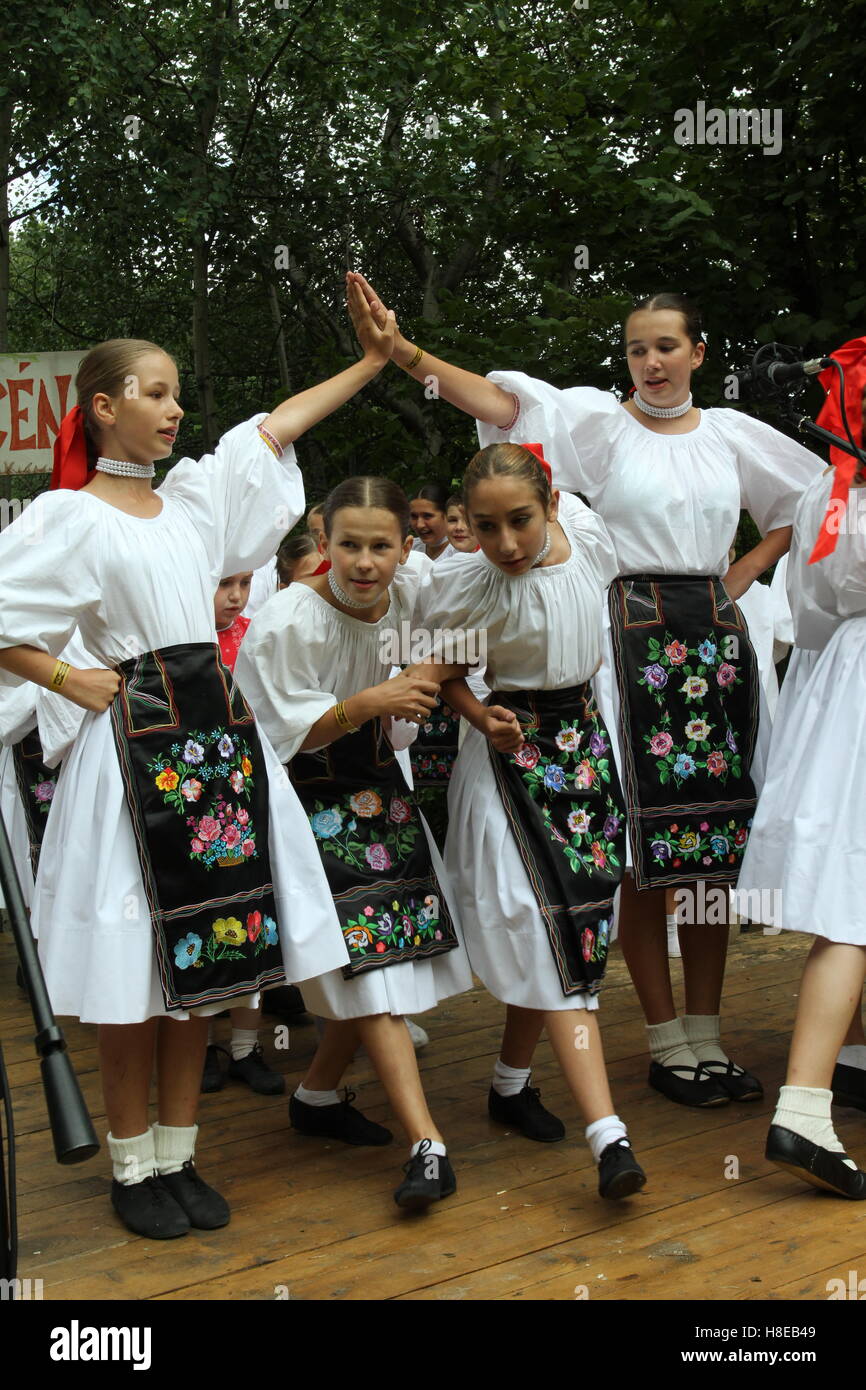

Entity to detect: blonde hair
[76,338,169,464]
[463,442,551,510]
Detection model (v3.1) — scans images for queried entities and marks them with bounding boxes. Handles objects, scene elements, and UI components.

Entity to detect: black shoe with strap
[393,1138,457,1211]
[648,1059,730,1108]
[158,1161,231,1228]
[597,1138,647,1200]
[488,1082,566,1142]
[290,1088,393,1146]
[200,1043,228,1094]
[111,1176,190,1239]
[765,1124,866,1199]
[228,1044,286,1096]
[700,1058,763,1102]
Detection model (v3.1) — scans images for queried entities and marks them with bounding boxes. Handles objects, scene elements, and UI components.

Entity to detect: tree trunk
[0,96,11,353]
[192,232,218,452]
[266,274,292,394]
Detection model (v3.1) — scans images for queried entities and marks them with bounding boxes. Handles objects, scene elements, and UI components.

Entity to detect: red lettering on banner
[37,381,59,448]
[56,374,72,418]
[9,379,36,449]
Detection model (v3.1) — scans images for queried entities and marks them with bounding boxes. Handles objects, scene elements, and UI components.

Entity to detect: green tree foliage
[4,0,864,517]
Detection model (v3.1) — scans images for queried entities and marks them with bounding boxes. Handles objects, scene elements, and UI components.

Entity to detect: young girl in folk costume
[0,291,395,1239]
[235,478,474,1210]
[445,495,479,554]
[414,442,646,1198]
[738,338,866,1197]
[353,272,821,1110]
[410,483,456,563]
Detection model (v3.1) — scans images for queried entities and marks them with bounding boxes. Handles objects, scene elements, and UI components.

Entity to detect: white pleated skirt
[443,723,601,1012]
[736,621,866,942]
[297,821,474,1020]
[33,708,348,1024]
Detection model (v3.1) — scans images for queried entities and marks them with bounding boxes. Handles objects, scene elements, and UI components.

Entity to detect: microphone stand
[0,807,98,1284]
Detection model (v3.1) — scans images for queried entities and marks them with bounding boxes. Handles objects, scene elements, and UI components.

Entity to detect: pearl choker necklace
[328,568,383,610]
[532,529,552,567]
[96,456,156,478]
[633,391,693,420]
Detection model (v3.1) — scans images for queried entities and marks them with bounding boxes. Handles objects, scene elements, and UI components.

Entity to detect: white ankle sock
[585,1115,628,1165]
[773,1085,856,1169]
[107,1130,157,1186]
[683,1013,730,1068]
[492,1058,531,1098]
[646,1018,701,1072]
[838,1045,866,1071]
[230,1028,259,1062]
[410,1138,446,1158]
[152,1122,197,1176]
[295,1083,340,1107]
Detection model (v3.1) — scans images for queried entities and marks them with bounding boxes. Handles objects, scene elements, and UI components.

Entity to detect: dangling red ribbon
[808,336,866,564]
[522,441,553,485]
[51,405,94,491]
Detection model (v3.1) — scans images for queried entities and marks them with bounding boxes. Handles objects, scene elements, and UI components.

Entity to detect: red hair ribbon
[808,336,866,564]
[522,441,553,485]
[51,405,94,491]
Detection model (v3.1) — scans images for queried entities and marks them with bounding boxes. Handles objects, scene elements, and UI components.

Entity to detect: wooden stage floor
[4,927,866,1302]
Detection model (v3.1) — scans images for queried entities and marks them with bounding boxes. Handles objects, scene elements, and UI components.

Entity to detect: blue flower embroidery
[311,807,343,838]
[674,753,697,778]
[174,933,202,969]
[263,915,278,946]
[543,765,567,792]
[698,640,717,662]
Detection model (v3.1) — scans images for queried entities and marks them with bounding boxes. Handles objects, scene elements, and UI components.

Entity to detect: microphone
[731,351,832,397]
[764,357,832,385]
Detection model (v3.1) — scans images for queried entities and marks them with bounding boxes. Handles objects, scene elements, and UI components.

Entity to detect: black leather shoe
[200,1043,227,1094]
[488,1083,566,1142]
[765,1124,866,1199]
[394,1139,457,1211]
[701,1058,764,1102]
[832,1062,866,1113]
[290,1088,393,1146]
[158,1161,231,1228]
[111,1177,190,1239]
[649,1060,730,1108]
[597,1138,647,1200]
[228,1044,286,1096]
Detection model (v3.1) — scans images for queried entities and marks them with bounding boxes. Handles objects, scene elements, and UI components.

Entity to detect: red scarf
[808,337,866,564]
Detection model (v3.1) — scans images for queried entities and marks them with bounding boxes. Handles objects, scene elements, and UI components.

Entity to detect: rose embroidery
[349,789,383,818]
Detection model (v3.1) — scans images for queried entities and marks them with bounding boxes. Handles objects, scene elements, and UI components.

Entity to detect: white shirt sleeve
[476,372,623,501]
[713,409,823,535]
[0,492,102,688]
[162,415,305,582]
[233,589,337,764]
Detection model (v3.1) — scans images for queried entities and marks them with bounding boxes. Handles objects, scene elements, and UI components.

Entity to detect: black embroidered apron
[11,728,58,881]
[408,698,459,847]
[607,574,759,891]
[110,642,284,1010]
[488,682,626,997]
[289,719,458,979]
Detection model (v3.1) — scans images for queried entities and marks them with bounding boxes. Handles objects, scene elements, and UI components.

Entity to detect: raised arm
[347,272,516,428]
[262,278,396,448]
